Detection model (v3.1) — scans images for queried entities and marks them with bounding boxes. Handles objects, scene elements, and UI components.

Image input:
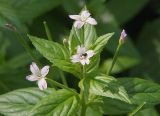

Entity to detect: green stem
[82,65,85,79]
[128,102,146,116]
[43,21,52,41]
[80,91,87,116]
[80,65,87,116]
[46,78,77,95]
[14,31,39,64]
[107,43,122,75]
[59,70,68,87]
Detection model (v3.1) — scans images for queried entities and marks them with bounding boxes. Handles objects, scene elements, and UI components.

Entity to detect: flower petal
[38,78,47,90]
[77,45,86,54]
[74,21,84,29]
[26,75,38,81]
[80,59,86,65]
[71,54,80,63]
[69,15,81,20]
[81,10,90,19]
[86,17,97,25]
[30,62,40,75]
[41,66,50,78]
[85,59,90,65]
[86,50,95,58]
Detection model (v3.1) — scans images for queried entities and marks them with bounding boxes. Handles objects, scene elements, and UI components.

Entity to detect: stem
[43,21,52,41]
[80,65,87,116]
[46,78,77,95]
[14,31,39,64]
[107,43,122,75]
[80,91,87,116]
[128,102,146,116]
[59,70,68,87]
[82,65,85,78]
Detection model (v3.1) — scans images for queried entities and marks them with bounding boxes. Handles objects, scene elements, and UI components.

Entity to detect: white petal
[85,59,90,65]
[86,17,97,25]
[41,66,50,78]
[38,78,47,90]
[71,54,80,63]
[86,50,95,58]
[77,45,86,54]
[81,10,90,19]
[30,62,40,75]
[26,75,38,81]
[74,21,84,29]
[80,59,86,65]
[69,15,81,20]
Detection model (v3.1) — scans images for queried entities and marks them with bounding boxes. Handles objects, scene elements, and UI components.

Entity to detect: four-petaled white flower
[26,62,49,90]
[69,10,97,29]
[71,45,95,65]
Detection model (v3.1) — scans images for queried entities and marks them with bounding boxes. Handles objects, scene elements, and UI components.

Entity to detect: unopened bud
[63,38,68,47]
[119,29,127,44]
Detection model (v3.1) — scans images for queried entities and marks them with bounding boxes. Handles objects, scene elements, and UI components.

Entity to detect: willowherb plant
[1,7,160,116]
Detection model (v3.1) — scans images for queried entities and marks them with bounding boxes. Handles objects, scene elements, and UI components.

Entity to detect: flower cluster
[26,10,127,90]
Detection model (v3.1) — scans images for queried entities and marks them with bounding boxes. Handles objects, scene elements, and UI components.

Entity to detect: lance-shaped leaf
[0,87,55,116]
[88,75,131,103]
[91,33,114,54]
[29,35,81,78]
[30,89,79,116]
[80,75,131,115]
[119,78,160,106]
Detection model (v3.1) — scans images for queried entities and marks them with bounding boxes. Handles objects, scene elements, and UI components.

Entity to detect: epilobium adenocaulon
[69,10,97,29]
[26,62,50,90]
[119,29,127,44]
[71,45,95,65]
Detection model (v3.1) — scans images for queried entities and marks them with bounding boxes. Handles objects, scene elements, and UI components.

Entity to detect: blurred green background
[0,0,160,115]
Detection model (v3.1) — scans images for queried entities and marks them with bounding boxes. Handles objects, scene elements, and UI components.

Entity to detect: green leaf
[29,35,81,78]
[89,97,134,115]
[91,33,114,54]
[68,23,97,54]
[119,78,160,106]
[88,75,131,103]
[100,56,140,74]
[81,75,132,115]
[86,107,103,116]
[135,108,159,116]
[30,89,79,116]
[106,0,149,24]
[0,87,55,116]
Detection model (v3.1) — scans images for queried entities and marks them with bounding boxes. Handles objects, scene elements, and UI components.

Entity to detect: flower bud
[63,38,68,47]
[119,29,127,44]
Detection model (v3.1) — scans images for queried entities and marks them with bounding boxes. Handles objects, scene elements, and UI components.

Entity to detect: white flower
[69,10,97,29]
[71,45,95,65]
[26,62,49,90]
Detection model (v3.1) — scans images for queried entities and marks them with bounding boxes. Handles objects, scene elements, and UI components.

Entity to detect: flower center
[80,53,88,59]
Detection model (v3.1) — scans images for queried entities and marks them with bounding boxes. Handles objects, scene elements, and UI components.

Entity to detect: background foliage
[0,0,160,115]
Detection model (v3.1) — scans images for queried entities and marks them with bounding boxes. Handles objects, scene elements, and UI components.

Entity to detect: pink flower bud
[119,29,127,44]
